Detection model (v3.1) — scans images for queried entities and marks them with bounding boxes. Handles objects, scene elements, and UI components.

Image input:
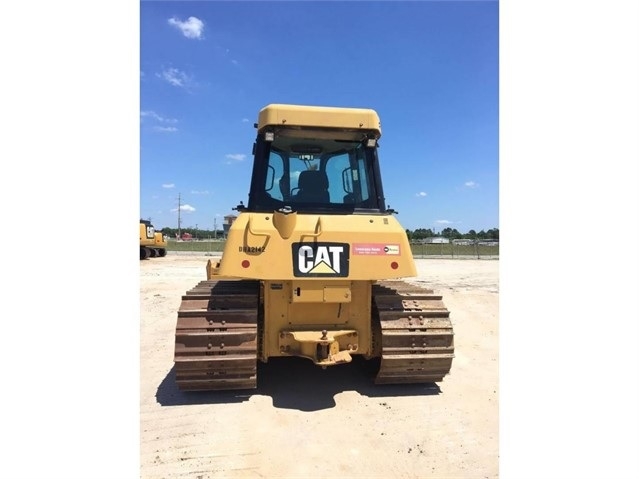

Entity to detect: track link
[174,280,260,391]
[373,280,454,384]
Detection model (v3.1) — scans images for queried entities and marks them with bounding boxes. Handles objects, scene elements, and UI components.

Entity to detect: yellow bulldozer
[173,104,454,390]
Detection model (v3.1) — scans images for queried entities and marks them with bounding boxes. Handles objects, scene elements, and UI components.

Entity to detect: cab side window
[266,150,284,201]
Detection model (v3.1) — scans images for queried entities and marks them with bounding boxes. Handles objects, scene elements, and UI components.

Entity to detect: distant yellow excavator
[140,219,166,259]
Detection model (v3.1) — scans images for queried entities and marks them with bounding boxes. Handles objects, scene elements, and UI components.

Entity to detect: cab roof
[257,103,382,138]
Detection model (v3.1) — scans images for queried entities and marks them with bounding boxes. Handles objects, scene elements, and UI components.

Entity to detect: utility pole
[177,193,182,238]
[213,217,217,240]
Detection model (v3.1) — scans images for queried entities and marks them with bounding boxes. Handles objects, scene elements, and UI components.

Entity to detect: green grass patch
[166,241,226,253]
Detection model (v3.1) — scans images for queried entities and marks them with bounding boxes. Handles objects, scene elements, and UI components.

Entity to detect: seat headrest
[298,170,328,190]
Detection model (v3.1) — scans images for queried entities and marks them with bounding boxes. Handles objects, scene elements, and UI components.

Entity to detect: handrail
[300,217,323,241]
[246,217,271,238]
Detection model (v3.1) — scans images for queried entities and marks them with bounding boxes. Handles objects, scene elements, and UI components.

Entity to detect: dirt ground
[140,254,499,479]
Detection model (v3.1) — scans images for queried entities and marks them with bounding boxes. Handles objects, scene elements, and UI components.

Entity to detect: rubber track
[174,280,260,391]
[373,280,454,384]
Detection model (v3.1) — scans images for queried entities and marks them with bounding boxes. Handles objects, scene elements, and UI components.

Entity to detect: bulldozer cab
[247,104,387,214]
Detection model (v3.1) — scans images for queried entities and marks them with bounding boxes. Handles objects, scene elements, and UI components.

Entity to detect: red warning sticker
[352,243,400,255]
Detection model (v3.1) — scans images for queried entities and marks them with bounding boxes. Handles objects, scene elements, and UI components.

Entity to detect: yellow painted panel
[262,280,373,360]
[289,281,351,303]
[290,282,324,303]
[217,212,416,281]
[324,286,351,303]
[258,104,381,135]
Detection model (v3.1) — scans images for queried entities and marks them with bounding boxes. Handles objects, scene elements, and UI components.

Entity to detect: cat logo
[292,242,349,277]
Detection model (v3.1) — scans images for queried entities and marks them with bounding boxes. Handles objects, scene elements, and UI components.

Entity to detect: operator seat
[294,170,330,203]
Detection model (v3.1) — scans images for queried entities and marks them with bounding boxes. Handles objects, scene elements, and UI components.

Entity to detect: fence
[409,242,499,259]
[166,239,499,259]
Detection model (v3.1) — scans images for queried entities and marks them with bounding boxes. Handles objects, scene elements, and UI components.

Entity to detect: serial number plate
[239,246,266,253]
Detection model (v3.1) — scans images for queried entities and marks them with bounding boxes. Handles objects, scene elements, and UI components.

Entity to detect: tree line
[406,227,499,241]
[156,226,499,241]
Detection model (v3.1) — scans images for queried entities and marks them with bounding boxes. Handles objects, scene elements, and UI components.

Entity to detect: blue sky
[140,1,499,233]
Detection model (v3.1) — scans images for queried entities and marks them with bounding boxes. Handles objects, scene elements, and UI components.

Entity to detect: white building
[423,237,450,244]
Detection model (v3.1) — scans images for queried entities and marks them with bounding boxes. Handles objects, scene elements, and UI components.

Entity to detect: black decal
[291,242,349,277]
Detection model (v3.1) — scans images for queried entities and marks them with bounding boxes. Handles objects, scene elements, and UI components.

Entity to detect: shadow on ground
[156,356,441,411]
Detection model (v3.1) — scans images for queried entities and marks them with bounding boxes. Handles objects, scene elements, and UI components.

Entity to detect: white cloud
[162,183,175,189]
[242,118,249,123]
[225,153,246,161]
[140,110,178,124]
[415,191,427,197]
[140,110,155,121]
[191,190,210,195]
[172,204,196,213]
[158,67,190,87]
[464,181,479,188]
[435,219,453,225]
[168,16,204,39]
[141,111,179,132]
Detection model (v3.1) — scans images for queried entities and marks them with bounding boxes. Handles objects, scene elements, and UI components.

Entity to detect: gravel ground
[140,256,499,479]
